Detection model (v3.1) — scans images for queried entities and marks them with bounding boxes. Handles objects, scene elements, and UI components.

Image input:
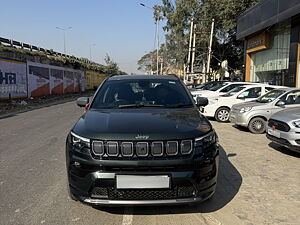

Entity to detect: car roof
[108,75,178,81]
[239,84,285,88]
[274,87,300,91]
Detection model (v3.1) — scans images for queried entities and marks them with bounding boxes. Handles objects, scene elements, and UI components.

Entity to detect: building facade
[237,0,300,87]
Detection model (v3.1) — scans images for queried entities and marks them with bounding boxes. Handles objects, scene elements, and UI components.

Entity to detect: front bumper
[66,143,219,206]
[79,194,214,206]
[266,127,300,153]
[230,110,249,127]
[201,105,217,118]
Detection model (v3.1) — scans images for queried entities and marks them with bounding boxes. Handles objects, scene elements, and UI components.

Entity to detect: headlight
[193,93,202,97]
[209,98,218,104]
[194,131,218,149]
[239,106,252,113]
[292,120,300,128]
[196,120,212,132]
[70,132,90,150]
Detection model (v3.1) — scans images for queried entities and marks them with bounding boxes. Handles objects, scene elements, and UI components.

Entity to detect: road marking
[122,207,133,225]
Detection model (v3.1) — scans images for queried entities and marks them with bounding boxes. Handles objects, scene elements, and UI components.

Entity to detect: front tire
[215,107,230,122]
[248,117,266,134]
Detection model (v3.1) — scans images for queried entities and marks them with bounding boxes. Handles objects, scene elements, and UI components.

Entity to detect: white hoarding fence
[0,58,27,99]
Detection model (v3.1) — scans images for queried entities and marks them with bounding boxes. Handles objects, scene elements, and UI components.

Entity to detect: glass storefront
[250,22,291,85]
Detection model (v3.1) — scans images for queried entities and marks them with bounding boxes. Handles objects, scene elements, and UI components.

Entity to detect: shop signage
[246,31,270,53]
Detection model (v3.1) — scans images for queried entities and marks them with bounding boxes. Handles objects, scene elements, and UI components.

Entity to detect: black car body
[66,75,219,206]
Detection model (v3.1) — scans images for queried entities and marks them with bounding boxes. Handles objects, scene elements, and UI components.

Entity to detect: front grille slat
[91,140,194,160]
[108,188,177,200]
[268,119,290,132]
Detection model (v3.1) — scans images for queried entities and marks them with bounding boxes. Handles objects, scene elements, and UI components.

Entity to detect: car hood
[72,108,211,140]
[271,107,300,122]
[232,101,268,110]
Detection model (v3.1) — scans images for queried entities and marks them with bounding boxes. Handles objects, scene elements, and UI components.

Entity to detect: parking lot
[0,101,299,225]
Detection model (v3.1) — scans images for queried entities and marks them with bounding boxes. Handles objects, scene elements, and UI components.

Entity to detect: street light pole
[140,3,160,75]
[56,26,72,55]
[89,44,96,61]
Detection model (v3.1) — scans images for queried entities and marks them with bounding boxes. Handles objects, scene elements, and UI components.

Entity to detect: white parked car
[200,84,284,122]
[191,82,252,99]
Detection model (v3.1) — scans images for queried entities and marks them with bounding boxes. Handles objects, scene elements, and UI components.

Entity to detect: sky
[1,0,166,74]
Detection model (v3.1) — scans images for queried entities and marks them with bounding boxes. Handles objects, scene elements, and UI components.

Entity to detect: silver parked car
[266,108,300,153]
[230,88,300,134]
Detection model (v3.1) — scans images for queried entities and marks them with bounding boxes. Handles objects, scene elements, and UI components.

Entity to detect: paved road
[0,101,299,225]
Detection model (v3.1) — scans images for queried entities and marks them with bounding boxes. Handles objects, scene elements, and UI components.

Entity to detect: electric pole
[187,19,194,74]
[206,19,215,82]
[191,24,196,75]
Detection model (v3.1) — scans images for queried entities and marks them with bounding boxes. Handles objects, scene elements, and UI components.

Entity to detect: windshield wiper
[166,103,194,108]
[118,103,164,108]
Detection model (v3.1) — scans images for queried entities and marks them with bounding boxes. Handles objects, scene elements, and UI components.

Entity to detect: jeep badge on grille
[135,135,149,140]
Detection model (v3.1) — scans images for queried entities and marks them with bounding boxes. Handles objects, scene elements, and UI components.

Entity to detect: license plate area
[267,128,281,138]
[116,175,170,189]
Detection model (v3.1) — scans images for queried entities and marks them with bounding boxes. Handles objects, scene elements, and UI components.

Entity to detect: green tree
[138,0,260,74]
[137,51,156,73]
[104,53,121,75]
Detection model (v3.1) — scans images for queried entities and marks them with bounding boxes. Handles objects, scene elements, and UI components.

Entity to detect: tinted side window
[265,87,275,92]
[238,87,261,99]
[280,91,300,105]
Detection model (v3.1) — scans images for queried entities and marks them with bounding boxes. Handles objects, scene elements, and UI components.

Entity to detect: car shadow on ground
[268,142,300,158]
[231,124,250,133]
[97,146,242,215]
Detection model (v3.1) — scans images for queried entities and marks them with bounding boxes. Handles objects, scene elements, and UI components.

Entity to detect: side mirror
[196,97,208,107]
[237,95,246,100]
[276,100,285,107]
[77,97,89,107]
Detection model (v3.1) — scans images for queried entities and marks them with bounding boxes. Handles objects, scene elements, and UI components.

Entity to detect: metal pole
[63,30,66,55]
[206,19,215,82]
[183,64,186,83]
[89,45,92,60]
[187,19,194,74]
[156,19,159,74]
[56,27,72,55]
[191,24,196,75]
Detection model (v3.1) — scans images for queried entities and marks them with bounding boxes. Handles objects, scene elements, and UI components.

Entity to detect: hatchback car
[267,108,300,153]
[66,75,219,206]
[230,88,300,134]
[201,84,280,122]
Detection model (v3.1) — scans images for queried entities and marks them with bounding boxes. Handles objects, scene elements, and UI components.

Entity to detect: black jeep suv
[66,75,219,206]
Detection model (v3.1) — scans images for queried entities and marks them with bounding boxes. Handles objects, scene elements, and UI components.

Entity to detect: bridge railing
[0,36,98,66]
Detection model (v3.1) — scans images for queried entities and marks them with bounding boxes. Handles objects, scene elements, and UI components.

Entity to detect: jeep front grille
[90,185,196,200]
[90,140,193,160]
[151,142,163,156]
[136,142,149,157]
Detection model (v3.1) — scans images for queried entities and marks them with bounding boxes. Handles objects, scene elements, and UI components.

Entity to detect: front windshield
[202,81,224,90]
[209,82,228,91]
[223,86,245,97]
[91,79,193,109]
[256,89,286,103]
[194,84,205,89]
